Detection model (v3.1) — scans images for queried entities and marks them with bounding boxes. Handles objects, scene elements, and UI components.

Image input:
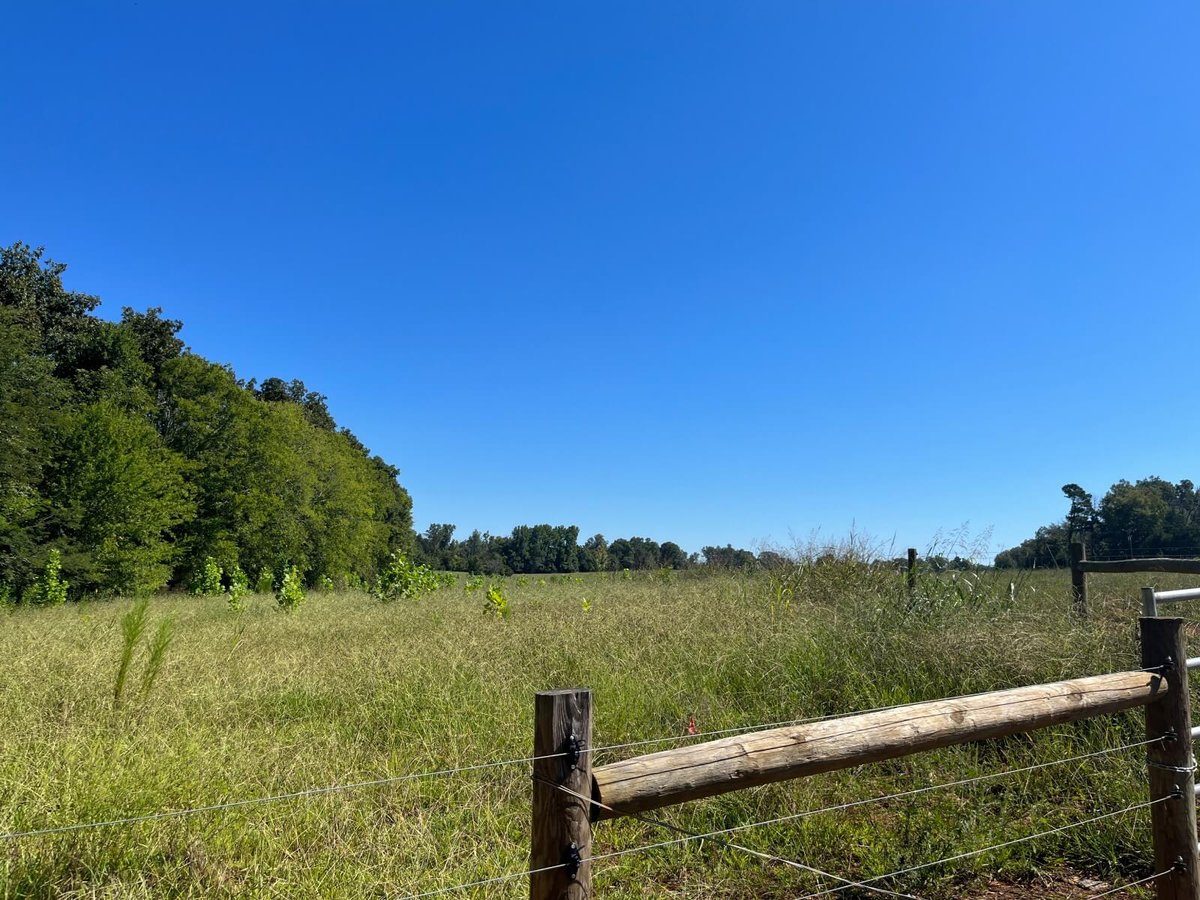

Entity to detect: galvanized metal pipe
[1154,587,1200,605]
[1188,658,1200,670]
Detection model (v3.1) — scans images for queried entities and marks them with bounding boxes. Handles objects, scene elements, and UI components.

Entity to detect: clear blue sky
[4,2,1197,559]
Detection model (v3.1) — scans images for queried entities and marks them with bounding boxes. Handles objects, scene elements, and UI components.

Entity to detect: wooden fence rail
[1071,541,1200,613]
[532,617,1200,899]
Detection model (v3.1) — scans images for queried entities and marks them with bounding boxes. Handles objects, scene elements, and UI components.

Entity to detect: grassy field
[2,561,1197,898]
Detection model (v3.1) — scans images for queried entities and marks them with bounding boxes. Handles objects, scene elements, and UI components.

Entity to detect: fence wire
[13,682,1138,843]
[794,796,1168,899]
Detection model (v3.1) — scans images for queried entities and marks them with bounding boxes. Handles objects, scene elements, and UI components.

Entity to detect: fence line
[5,617,1192,897]
[19,687,1130,843]
[532,616,1199,898]
[564,736,1167,865]
[389,731,1168,900]
[1070,540,1200,612]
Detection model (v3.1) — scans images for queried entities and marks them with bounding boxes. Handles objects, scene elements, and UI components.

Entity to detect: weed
[140,618,174,700]
[27,549,69,606]
[373,553,445,602]
[192,557,223,596]
[276,566,305,612]
[226,565,249,611]
[483,583,510,619]
[113,598,149,707]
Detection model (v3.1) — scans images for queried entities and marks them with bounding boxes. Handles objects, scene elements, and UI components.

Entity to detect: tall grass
[0,561,1192,897]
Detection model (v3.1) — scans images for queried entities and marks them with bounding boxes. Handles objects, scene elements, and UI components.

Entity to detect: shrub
[28,549,69,606]
[483,583,510,620]
[275,566,305,612]
[373,552,444,602]
[227,565,249,611]
[192,557,223,596]
[318,574,335,592]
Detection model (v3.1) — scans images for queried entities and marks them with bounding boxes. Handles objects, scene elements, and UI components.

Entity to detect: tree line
[994,478,1200,568]
[414,524,761,575]
[0,243,413,601]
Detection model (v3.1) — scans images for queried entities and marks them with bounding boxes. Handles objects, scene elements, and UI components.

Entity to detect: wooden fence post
[1139,617,1200,900]
[906,548,917,596]
[1070,541,1088,614]
[531,689,593,900]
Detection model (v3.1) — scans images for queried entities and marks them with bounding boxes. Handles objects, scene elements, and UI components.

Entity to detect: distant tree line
[995,478,1200,568]
[0,243,413,601]
[414,524,763,575]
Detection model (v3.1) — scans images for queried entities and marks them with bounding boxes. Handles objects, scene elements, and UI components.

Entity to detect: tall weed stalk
[113,599,149,708]
[140,618,174,700]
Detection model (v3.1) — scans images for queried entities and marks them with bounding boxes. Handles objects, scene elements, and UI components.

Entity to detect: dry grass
[0,564,1194,898]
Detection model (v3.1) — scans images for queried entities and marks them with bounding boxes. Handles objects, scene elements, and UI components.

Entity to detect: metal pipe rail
[1143,585,1200,616]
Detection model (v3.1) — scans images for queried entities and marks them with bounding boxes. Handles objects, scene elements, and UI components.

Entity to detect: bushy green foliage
[464,574,485,593]
[318,574,334,592]
[0,242,414,601]
[46,400,193,597]
[26,549,69,606]
[226,565,249,611]
[373,552,448,602]
[482,583,510,619]
[275,566,305,612]
[997,478,1200,567]
[192,556,223,596]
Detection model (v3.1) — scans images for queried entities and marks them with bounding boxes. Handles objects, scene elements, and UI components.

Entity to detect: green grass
[0,564,1195,898]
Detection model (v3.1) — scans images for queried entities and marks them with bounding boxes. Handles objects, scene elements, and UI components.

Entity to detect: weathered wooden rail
[1071,541,1200,613]
[531,617,1200,899]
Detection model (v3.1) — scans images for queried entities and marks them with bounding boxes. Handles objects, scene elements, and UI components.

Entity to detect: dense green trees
[0,243,413,600]
[0,242,782,597]
[411,523,753,575]
[995,478,1200,568]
